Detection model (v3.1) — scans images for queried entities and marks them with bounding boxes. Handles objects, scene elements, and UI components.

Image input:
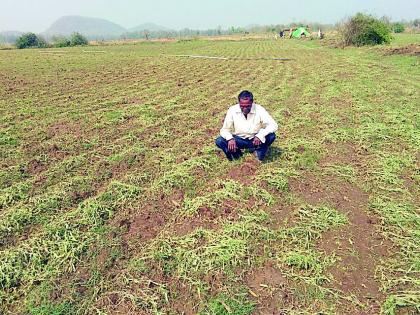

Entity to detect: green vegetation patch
[141,211,274,281]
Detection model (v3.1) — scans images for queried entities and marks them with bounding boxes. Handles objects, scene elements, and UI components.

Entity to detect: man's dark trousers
[215,133,276,161]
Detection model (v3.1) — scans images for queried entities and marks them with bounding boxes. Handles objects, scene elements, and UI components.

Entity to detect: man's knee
[215,136,227,149]
[265,133,276,145]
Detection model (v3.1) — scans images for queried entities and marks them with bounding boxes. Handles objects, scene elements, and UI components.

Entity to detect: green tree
[393,23,405,33]
[15,33,47,49]
[52,35,71,48]
[70,32,88,46]
[340,13,392,46]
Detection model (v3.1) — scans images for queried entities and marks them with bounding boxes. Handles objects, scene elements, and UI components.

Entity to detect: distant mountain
[129,23,171,32]
[0,30,24,44]
[43,15,126,39]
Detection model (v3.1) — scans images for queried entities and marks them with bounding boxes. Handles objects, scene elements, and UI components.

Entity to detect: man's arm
[220,109,234,141]
[255,107,278,143]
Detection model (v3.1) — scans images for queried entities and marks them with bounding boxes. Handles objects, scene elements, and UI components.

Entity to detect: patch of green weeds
[152,155,211,193]
[142,212,274,282]
[283,138,323,170]
[25,281,75,315]
[274,205,347,301]
[132,103,157,125]
[369,197,418,231]
[81,137,99,150]
[200,292,255,315]
[322,164,357,183]
[181,180,273,216]
[369,197,419,295]
[282,249,338,285]
[106,145,146,165]
[257,167,298,192]
[284,249,322,270]
[0,130,19,146]
[103,109,125,124]
[41,154,88,187]
[244,183,275,205]
[370,152,413,191]
[0,180,139,293]
[382,293,420,315]
[27,301,74,315]
[324,126,356,142]
[280,205,348,244]
[0,176,94,244]
[0,180,31,209]
[0,166,28,189]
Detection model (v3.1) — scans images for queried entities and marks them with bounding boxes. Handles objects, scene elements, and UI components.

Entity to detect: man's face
[239,98,253,115]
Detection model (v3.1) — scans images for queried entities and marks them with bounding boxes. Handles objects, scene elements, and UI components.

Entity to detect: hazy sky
[1,0,419,32]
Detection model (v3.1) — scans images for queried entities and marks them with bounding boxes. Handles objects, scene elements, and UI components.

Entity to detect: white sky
[1,0,419,32]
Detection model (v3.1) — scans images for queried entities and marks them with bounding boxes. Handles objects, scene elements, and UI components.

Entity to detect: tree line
[4,15,419,48]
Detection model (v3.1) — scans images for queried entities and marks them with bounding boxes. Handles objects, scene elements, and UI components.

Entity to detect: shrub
[52,36,71,48]
[51,33,88,48]
[70,32,88,46]
[393,23,405,33]
[15,33,48,49]
[339,13,392,46]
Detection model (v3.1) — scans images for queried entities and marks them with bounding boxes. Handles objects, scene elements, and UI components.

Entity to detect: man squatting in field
[216,90,278,161]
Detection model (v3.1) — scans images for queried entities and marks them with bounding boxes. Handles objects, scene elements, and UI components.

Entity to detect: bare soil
[382,44,420,56]
[245,261,294,315]
[227,159,259,185]
[289,171,391,312]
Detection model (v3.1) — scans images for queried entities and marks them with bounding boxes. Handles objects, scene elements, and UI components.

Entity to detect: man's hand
[227,139,237,152]
[253,137,262,147]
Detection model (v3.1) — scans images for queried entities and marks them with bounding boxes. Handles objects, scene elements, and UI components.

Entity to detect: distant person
[279,30,284,38]
[215,91,278,162]
[318,29,324,39]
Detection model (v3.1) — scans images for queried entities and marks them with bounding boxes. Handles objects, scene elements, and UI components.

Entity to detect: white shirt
[220,103,278,143]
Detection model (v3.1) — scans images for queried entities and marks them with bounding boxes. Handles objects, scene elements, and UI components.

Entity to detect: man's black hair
[238,90,253,102]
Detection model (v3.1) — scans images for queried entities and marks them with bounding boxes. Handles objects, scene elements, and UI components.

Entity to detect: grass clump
[284,249,321,270]
[0,181,31,209]
[322,164,357,183]
[381,294,420,315]
[201,293,255,315]
[142,212,274,281]
[78,180,140,226]
[181,180,243,216]
[281,205,348,244]
[0,180,139,297]
[27,301,74,315]
[257,167,298,192]
[369,197,419,300]
[283,139,323,170]
[0,176,94,244]
[152,156,211,193]
[181,180,273,216]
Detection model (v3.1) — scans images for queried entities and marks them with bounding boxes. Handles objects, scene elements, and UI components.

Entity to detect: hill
[43,15,126,39]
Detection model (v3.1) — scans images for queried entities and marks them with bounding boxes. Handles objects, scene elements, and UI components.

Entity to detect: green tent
[291,27,311,38]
